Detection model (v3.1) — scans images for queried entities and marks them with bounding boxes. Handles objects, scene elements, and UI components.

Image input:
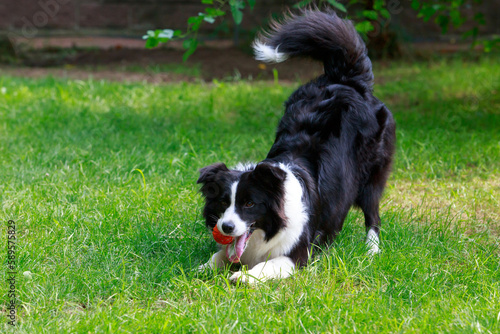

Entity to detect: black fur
[236,163,287,242]
[197,163,245,229]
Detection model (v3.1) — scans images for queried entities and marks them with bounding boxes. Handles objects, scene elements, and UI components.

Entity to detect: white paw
[229,270,258,284]
[366,229,381,256]
[197,251,227,273]
[197,261,212,272]
[367,246,381,256]
[229,271,242,283]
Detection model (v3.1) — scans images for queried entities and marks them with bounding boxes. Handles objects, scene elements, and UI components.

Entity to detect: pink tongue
[226,231,249,263]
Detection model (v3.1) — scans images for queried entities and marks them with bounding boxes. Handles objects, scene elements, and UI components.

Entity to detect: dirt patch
[386,176,500,235]
[0,66,194,84]
[6,46,324,83]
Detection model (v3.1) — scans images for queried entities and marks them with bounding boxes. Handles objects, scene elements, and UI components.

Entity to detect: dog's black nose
[221,222,235,234]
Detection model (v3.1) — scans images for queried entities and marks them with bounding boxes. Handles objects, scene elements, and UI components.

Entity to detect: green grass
[0,57,499,333]
[82,63,202,78]
[123,64,202,77]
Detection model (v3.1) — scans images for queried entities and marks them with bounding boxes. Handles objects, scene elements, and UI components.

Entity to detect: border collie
[197,10,396,283]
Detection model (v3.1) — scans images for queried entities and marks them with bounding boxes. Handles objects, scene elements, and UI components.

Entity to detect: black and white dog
[197,10,396,283]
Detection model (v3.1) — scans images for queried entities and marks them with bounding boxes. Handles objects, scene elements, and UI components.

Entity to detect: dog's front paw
[197,261,213,272]
[197,250,228,273]
[229,270,258,284]
[229,271,242,283]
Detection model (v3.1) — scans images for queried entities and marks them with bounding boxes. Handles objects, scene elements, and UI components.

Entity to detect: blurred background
[1,0,499,82]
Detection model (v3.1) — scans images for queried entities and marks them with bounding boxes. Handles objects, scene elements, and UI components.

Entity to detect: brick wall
[1,0,499,40]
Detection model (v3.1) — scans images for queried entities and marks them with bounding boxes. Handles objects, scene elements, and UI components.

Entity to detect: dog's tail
[253,10,373,90]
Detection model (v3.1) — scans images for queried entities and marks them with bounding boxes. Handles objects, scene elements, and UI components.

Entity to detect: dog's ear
[250,162,287,186]
[197,162,229,184]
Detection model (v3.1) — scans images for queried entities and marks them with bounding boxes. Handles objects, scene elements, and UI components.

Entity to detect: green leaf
[380,9,390,19]
[230,0,244,25]
[411,0,420,11]
[145,38,159,49]
[327,0,347,13]
[473,13,485,25]
[293,0,313,8]
[418,5,437,21]
[188,15,204,31]
[247,0,256,10]
[231,0,245,10]
[435,15,449,34]
[354,21,374,33]
[231,8,243,25]
[373,0,385,11]
[205,8,225,17]
[362,10,378,20]
[449,9,464,28]
[182,38,198,62]
[143,28,180,49]
[201,0,213,3]
[188,15,203,25]
[182,39,193,50]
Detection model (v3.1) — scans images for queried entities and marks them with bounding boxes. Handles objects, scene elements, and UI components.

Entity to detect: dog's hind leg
[357,107,395,255]
[356,184,384,255]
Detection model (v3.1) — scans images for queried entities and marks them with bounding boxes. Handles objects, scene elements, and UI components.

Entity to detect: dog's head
[197,162,257,230]
[198,162,288,261]
[229,162,287,241]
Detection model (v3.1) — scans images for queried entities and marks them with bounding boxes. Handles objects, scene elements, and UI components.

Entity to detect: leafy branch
[410,0,498,52]
[143,0,254,61]
[143,0,498,60]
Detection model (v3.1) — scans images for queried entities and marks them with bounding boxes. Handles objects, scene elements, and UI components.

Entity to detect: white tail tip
[252,40,289,63]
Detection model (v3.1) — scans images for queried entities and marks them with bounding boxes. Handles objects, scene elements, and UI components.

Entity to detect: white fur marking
[253,40,289,63]
[238,164,307,268]
[230,256,295,283]
[366,228,380,255]
[217,182,247,237]
[198,250,227,272]
[233,162,256,172]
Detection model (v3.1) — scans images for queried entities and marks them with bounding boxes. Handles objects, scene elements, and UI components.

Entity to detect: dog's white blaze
[240,164,307,268]
[366,228,380,255]
[253,40,289,63]
[217,181,247,236]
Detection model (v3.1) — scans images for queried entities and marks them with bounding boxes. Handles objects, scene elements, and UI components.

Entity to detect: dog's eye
[244,201,255,208]
[220,201,228,207]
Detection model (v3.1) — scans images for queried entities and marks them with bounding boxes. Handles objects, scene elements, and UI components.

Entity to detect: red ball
[212,225,234,245]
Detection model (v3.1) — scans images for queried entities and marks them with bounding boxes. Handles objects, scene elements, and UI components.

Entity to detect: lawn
[1,57,499,333]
